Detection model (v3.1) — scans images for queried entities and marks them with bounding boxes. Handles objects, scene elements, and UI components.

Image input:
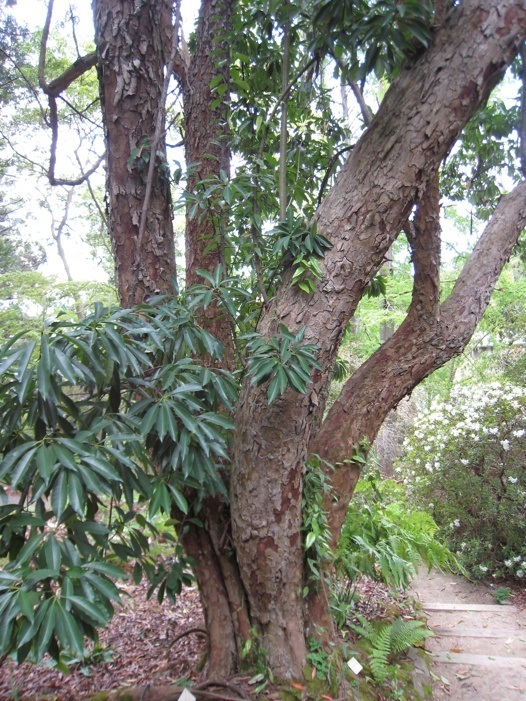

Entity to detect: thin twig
[38,0,54,92]
[257,56,317,160]
[279,0,291,221]
[316,144,355,206]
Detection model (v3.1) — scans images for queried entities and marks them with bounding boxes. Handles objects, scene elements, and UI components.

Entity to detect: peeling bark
[313,179,526,586]
[93,0,176,306]
[182,0,235,365]
[231,0,526,678]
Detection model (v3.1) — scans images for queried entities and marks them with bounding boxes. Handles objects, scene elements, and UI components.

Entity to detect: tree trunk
[231,0,526,679]
[174,0,252,679]
[93,0,176,306]
[92,0,526,684]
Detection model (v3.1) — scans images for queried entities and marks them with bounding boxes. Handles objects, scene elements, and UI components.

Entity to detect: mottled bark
[93,0,176,306]
[182,0,235,366]
[231,0,526,678]
[173,0,249,679]
[317,179,526,541]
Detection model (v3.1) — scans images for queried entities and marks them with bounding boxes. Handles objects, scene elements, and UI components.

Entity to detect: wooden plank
[430,651,526,667]
[433,626,526,639]
[422,602,516,612]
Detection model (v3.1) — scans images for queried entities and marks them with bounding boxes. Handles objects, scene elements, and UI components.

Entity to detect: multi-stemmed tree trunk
[91,0,526,681]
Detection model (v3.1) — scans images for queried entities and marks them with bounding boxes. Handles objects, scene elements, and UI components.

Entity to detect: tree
[2,0,526,686]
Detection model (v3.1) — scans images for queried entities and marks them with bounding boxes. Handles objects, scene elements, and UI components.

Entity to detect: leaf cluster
[351,613,433,683]
[336,472,460,589]
[245,323,322,403]
[0,296,238,663]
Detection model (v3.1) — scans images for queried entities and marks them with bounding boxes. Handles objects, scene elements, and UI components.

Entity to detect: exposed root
[171,626,208,648]
[195,678,249,699]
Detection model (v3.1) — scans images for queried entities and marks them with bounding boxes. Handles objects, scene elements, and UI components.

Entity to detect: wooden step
[433,626,526,639]
[430,651,526,668]
[422,602,516,612]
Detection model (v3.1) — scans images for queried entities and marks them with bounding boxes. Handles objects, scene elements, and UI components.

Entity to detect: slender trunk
[176,0,251,678]
[181,0,235,367]
[93,0,176,306]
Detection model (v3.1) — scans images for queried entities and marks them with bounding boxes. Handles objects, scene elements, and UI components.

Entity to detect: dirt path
[410,569,526,700]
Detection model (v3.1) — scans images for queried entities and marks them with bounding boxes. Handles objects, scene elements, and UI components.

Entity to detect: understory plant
[398,382,526,580]
[350,614,433,684]
[335,471,459,591]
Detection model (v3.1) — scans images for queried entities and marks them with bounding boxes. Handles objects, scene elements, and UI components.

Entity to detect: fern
[336,475,462,589]
[351,614,434,683]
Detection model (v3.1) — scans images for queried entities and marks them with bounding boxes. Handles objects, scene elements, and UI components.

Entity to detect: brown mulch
[0,580,207,701]
[0,576,417,701]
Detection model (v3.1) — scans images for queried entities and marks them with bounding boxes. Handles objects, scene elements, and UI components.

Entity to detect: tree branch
[311,179,526,546]
[349,80,373,126]
[38,0,54,92]
[46,52,98,98]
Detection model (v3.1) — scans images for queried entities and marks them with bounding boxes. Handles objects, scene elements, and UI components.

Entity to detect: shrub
[398,382,526,580]
[335,472,459,591]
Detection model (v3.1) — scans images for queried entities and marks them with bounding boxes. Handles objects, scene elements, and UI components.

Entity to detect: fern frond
[389,618,434,655]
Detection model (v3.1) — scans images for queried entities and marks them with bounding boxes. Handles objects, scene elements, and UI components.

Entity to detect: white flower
[517,570,524,578]
[509,476,518,484]
[460,459,469,466]
[479,565,488,573]
[513,429,525,438]
[504,559,513,568]
[450,519,460,530]
[501,439,510,451]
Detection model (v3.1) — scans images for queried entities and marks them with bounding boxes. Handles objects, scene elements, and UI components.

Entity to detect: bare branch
[349,80,373,126]
[38,0,54,92]
[316,144,355,206]
[39,0,97,97]
[50,187,75,281]
[47,52,97,98]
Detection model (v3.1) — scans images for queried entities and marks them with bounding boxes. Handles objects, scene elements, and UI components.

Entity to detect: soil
[1,569,524,700]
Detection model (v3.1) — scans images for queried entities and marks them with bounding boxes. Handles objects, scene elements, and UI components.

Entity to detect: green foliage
[310,0,434,81]
[494,586,511,604]
[301,454,333,583]
[245,324,322,403]
[306,637,330,681]
[271,210,332,263]
[398,382,526,580]
[442,96,520,220]
[0,296,238,664]
[0,283,326,663]
[336,472,460,590]
[351,613,433,683]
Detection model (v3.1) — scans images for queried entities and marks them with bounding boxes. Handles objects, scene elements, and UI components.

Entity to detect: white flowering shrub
[397,382,526,580]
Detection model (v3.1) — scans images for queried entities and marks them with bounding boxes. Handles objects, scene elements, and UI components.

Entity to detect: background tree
[1,0,526,688]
